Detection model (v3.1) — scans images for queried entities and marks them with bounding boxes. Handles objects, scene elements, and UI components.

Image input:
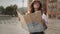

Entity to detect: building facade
[46,0,60,18]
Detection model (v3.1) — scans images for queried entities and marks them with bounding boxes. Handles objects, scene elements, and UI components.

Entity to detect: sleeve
[42,13,48,25]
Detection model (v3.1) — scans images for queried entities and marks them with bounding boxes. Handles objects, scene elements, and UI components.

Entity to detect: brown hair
[30,1,42,13]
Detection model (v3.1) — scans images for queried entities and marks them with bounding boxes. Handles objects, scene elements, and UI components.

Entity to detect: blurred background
[0,0,60,34]
[0,0,60,19]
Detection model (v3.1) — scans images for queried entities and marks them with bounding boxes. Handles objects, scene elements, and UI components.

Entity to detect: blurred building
[46,0,60,19]
[28,0,60,19]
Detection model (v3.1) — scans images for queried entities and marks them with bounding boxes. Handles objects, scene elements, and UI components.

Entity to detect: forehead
[33,2,40,5]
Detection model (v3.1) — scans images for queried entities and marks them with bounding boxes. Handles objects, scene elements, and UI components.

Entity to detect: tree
[5,4,18,17]
[5,6,14,16]
[0,6,4,14]
[13,4,18,16]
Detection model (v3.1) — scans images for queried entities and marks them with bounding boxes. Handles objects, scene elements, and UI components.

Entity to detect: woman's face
[33,3,40,9]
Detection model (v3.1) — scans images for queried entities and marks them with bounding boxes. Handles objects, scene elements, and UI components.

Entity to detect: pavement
[0,16,29,34]
[0,16,60,34]
[45,19,60,34]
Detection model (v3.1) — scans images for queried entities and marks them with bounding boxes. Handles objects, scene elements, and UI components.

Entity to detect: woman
[26,1,48,34]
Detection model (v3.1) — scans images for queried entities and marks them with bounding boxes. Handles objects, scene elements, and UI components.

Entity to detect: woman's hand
[41,19,47,29]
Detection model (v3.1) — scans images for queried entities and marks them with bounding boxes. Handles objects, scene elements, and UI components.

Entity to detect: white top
[35,11,48,25]
[42,13,48,25]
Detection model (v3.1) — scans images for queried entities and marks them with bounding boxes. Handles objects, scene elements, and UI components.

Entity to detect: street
[0,16,29,34]
[0,16,60,34]
[45,19,60,34]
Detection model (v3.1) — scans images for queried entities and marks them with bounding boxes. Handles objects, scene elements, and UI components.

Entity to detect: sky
[0,0,27,8]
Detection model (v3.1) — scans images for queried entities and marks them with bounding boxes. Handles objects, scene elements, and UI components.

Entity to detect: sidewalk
[45,19,60,34]
[0,17,29,34]
[0,16,60,34]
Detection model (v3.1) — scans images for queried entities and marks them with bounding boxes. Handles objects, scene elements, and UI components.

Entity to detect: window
[58,0,60,6]
[49,0,57,3]
[48,0,57,12]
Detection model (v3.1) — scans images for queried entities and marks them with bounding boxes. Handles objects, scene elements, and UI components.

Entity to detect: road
[0,16,29,34]
[45,19,60,34]
[0,16,60,34]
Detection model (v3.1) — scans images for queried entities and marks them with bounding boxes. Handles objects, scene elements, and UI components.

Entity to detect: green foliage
[5,6,14,15]
[5,4,18,16]
[0,6,5,13]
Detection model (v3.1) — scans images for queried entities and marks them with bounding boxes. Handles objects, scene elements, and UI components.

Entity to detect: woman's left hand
[41,19,47,30]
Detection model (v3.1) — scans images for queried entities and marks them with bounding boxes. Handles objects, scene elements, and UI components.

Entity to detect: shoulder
[42,13,47,18]
[42,13,48,22]
[42,13,48,25]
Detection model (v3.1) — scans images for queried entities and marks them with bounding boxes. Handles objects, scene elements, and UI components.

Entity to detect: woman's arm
[41,19,47,29]
[41,13,48,29]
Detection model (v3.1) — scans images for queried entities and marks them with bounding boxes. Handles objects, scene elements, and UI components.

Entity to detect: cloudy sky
[0,0,27,8]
